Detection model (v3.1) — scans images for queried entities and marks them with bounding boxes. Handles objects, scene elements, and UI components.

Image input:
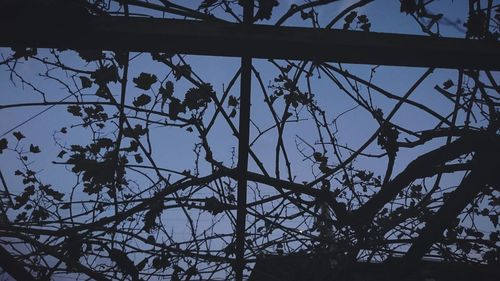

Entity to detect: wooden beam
[1,15,499,70]
[235,2,253,280]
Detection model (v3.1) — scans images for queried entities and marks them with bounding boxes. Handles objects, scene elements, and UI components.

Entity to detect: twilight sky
[0,0,497,279]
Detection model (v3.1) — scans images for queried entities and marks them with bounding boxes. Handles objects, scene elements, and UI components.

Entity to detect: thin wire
[0,94,73,137]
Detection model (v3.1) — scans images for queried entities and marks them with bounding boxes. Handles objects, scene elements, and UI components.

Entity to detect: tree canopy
[0,1,499,280]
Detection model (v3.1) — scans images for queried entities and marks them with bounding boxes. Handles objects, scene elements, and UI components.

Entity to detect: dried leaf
[133,94,151,107]
[133,72,157,90]
[13,131,25,141]
[79,76,92,89]
[30,144,41,153]
[255,0,279,21]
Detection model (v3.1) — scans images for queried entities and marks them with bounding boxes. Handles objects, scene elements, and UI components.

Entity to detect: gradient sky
[0,0,497,279]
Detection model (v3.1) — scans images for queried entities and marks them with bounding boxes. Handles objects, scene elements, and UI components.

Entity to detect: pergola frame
[1,1,499,280]
[1,14,499,70]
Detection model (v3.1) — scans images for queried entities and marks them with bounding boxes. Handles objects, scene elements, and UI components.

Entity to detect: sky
[0,0,498,280]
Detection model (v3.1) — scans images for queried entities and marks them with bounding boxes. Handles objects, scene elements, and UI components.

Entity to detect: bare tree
[0,0,498,280]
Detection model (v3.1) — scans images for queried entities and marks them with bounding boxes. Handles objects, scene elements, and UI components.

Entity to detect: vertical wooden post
[235,1,253,280]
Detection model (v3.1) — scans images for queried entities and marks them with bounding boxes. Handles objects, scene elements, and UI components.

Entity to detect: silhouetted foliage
[0,1,499,281]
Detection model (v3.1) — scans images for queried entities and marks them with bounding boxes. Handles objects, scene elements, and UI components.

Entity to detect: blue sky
[0,0,498,279]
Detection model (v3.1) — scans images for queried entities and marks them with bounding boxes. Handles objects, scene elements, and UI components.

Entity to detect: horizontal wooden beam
[1,15,499,70]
